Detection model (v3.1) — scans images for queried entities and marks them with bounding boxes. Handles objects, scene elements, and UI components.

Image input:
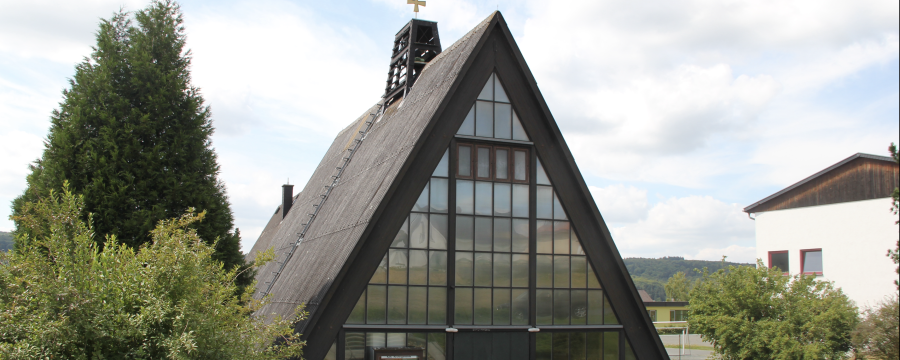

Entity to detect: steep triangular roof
[249,12,667,359]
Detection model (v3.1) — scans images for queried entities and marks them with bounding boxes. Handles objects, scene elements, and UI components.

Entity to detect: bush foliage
[689,261,857,359]
[0,185,304,359]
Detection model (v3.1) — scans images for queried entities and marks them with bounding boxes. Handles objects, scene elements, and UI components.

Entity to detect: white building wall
[754,198,898,308]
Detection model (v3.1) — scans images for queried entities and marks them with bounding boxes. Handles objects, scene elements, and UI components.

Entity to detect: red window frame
[800,248,823,275]
[768,250,789,275]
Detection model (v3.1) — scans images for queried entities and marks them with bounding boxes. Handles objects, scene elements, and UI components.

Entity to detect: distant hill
[625,257,755,301]
[0,231,12,252]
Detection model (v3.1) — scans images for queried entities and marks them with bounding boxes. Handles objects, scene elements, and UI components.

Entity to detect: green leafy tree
[888,143,899,290]
[0,185,304,359]
[664,271,693,301]
[689,261,857,359]
[10,0,248,285]
[852,296,899,360]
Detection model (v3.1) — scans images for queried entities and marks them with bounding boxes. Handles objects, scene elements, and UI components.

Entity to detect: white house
[744,153,899,308]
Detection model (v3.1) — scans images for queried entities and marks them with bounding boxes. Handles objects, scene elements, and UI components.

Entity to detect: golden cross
[407,0,426,14]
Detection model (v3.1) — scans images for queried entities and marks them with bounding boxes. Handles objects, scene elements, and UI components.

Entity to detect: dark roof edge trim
[743,153,896,213]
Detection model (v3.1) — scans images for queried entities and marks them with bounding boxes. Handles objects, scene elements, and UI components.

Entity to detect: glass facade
[337,73,633,359]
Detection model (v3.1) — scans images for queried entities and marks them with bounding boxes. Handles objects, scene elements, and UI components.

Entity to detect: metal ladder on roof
[259,101,386,298]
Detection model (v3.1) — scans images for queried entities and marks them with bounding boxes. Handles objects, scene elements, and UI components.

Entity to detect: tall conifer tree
[12,0,248,284]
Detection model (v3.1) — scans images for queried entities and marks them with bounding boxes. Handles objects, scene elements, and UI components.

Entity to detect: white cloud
[610,195,756,262]
[589,184,649,223]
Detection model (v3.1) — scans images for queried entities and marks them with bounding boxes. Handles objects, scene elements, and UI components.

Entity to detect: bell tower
[383,19,442,105]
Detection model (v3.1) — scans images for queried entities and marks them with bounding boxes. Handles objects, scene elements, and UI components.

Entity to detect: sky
[1,0,897,263]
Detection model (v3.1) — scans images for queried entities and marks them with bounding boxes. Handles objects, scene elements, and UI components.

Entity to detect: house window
[647,309,657,322]
[768,251,789,274]
[801,249,823,275]
[670,310,689,322]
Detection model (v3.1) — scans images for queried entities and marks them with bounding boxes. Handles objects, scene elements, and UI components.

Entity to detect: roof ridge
[422,12,496,73]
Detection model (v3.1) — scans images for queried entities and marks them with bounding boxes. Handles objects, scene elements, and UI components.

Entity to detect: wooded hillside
[0,231,12,252]
[625,257,755,301]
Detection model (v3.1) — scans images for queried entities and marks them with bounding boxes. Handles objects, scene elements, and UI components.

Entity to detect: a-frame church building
[248,12,669,360]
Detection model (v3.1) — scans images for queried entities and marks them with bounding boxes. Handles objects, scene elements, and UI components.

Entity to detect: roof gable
[250,12,668,359]
[744,153,899,213]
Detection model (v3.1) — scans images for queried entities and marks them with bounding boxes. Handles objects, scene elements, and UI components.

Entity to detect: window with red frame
[801,249,823,275]
[768,251,789,274]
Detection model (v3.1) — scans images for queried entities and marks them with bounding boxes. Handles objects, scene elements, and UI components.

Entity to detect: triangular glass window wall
[457,73,529,141]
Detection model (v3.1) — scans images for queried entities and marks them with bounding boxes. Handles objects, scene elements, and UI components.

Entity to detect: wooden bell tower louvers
[384,19,442,106]
[260,19,442,298]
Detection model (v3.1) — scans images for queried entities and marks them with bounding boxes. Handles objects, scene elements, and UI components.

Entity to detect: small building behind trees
[247,12,668,360]
[744,152,899,307]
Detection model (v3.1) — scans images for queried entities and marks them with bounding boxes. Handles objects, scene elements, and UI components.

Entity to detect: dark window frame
[456,144,473,179]
[475,145,493,180]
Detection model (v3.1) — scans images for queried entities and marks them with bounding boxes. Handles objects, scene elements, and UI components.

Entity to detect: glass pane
[512,218,529,253]
[414,181,429,212]
[552,332,568,359]
[367,285,386,324]
[478,74,493,101]
[512,288,529,325]
[387,332,406,347]
[408,287,427,324]
[458,146,471,177]
[495,149,509,179]
[571,256,587,288]
[325,341,337,360]
[495,76,510,102]
[458,105,475,136]
[493,218,511,252]
[410,213,428,249]
[430,178,448,213]
[537,186,553,219]
[494,103,512,139]
[474,252,492,287]
[554,256,570,288]
[571,230,584,255]
[553,191,567,220]
[456,215,474,251]
[475,216,492,251]
[371,254,387,283]
[391,217,409,248]
[476,101,493,137]
[587,290,603,325]
[536,289,553,325]
[455,252,473,286]
[456,180,474,214]
[434,148,449,177]
[427,333,447,360]
[514,150,527,181]
[536,333,552,360]
[536,220,553,254]
[474,288,492,325]
[408,332,426,348]
[367,332,386,347]
[604,332,619,360]
[428,287,447,324]
[512,184,528,218]
[571,332,586,359]
[586,332,602,360]
[588,262,601,289]
[493,253,511,287]
[476,147,491,178]
[348,289,366,324]
[429,214,448,249]
[536,158,550,185]
[455,287,473,324]
[512,254,529,287]
[494,183,511,216]
[493,288,511,325]
[554,221,570,254]
[346,332,365,360]
[770,252,789,273]
[625,338,637,360]
[571,290,587,325]
[475,181,492,216]
[429,250,447,285]
[553,290,570,324]
[803,250,823,273]
[409,250,428,285]
[536,255,553,288]
[389,249,408,285]
[604,292,619,324]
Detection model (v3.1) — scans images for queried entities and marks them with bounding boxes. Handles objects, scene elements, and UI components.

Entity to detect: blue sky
[1,0,897,262]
